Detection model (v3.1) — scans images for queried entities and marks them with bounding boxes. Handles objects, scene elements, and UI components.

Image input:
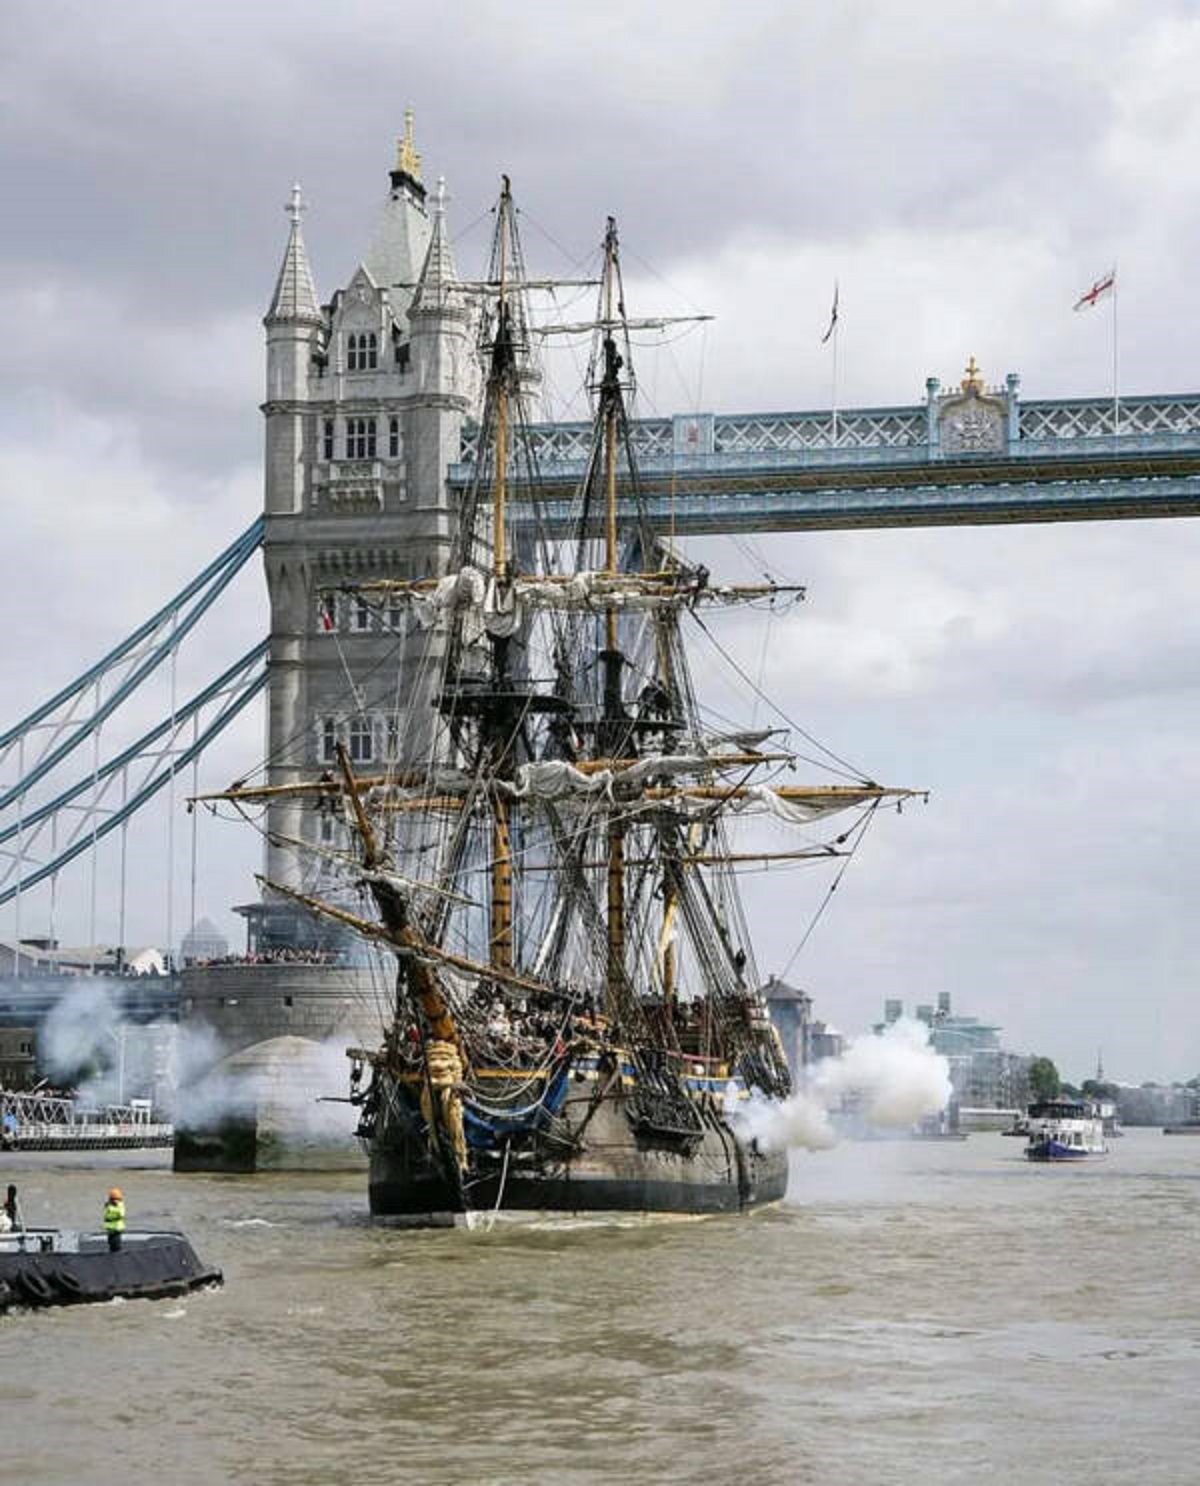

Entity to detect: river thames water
[1,1130,1197,1485]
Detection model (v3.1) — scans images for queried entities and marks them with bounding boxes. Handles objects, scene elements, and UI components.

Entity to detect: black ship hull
[363,1064,788,1224]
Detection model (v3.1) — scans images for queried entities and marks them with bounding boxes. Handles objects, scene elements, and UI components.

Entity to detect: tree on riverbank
[1028,1056,1060,1100]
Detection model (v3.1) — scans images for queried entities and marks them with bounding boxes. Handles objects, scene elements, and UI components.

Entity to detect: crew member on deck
[4,1183,21,1231]
[103,1188,126,1252]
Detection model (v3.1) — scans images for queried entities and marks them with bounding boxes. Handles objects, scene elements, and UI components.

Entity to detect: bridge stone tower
[260,118,473,922]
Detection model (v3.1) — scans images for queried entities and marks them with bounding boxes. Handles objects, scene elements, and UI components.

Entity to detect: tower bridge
[6,120,1200,960]
[463,372,1200,534]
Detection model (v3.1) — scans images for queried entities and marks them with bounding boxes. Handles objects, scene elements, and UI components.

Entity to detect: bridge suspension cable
[0,517,264,805]
[0,518,267,940]
[0,641,269,855]
[0,648,268,909]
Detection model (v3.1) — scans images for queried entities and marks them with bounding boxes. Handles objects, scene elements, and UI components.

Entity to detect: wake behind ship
[201,178,919,1225]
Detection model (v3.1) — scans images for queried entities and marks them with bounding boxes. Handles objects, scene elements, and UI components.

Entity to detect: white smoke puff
[813,1016,953,1128]
[169,1021,225,1095]
[39,981,121,1086]
[735,1089,838,1153]
[175,1034,358,1137]
[731,1016,952,1153]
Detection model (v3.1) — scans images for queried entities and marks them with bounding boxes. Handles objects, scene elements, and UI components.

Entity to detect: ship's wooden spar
[198,778,923,815]
[373,783,921,814]
[331,744,461,1051]
[516,846,848,871]
[261,828,477,905]
[332,570,805,609]
[190,751,799,805]
[260,826,845,880]
[255,874,569,1003]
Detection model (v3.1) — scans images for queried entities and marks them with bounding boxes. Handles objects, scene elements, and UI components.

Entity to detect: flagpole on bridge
[1073,267,1119,438]
[822,281,840,448]
[1111,265,1120,439]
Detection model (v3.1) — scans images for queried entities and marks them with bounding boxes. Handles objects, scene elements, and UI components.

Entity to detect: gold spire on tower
[960,355,984,394]
[395,109,422,182]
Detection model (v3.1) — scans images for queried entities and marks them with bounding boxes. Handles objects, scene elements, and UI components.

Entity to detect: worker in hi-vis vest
[103,1187,126,1252]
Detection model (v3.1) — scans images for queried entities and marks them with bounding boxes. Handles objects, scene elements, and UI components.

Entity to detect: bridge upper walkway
[452,376,1200,533]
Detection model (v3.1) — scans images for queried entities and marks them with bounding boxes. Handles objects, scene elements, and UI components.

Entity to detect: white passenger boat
[1024,1099,1107,1161]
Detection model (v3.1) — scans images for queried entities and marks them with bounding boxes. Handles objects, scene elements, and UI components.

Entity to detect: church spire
[265,183,323,326]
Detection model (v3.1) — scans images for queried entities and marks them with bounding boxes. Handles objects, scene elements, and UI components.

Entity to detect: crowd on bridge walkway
[185,947,346,969]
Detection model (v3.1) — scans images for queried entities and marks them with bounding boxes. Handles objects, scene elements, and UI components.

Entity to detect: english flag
[1073,270,1115,312]
[821,281,839,343]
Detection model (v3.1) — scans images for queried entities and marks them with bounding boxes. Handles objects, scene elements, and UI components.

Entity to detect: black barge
[0,1229,222,1313]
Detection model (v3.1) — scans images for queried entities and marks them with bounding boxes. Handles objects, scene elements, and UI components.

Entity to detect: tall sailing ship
[206,180,919,1223]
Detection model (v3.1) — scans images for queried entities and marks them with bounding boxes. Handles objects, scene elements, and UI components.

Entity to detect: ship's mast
[492,180,511,580]
[490,177,515,973]
[598,217,627,1016]
[656,621,682,1005]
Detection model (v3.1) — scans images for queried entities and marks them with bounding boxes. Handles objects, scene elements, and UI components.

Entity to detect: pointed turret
[409,175,473,517]
[412,176,459,310]
[364,112,433,311]
[262,185,325,889]
[265,184,323,327]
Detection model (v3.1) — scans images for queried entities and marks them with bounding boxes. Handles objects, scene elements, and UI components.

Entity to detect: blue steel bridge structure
[3,373,1200,942]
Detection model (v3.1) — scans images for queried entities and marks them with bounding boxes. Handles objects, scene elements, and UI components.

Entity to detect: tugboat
[1024,1099,1107,1161]
[0,1227,222,1312]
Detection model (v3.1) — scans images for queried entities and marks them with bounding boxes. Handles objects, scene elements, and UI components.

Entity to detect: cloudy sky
[3,0,1200,1082]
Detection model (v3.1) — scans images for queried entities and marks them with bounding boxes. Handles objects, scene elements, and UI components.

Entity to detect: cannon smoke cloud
[731,1016,953,1152]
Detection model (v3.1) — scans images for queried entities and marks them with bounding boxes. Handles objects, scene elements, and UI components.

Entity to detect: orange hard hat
[108,1187,123,1201]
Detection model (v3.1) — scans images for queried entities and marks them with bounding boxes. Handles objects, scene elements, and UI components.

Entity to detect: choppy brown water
[2,1130,1197,1485]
